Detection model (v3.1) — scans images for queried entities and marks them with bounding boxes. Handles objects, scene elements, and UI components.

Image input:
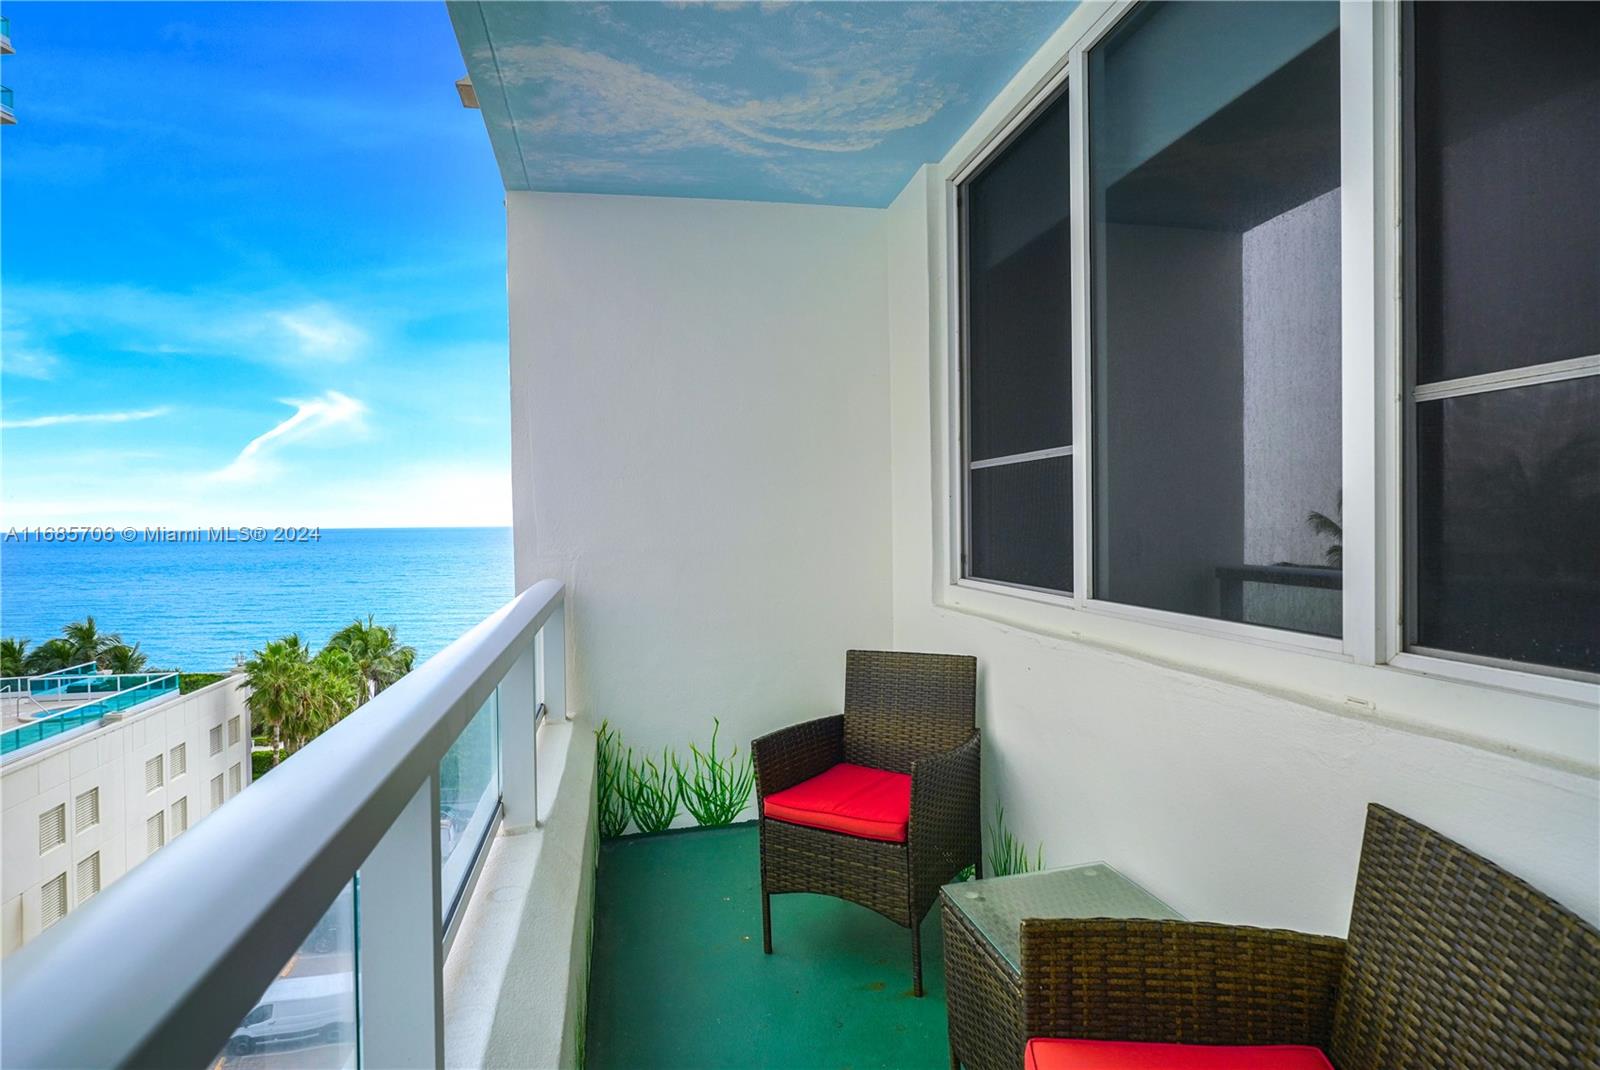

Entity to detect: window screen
[961,84,1074,592]
[1406,1,1600,675]
[1089,0,1343,637]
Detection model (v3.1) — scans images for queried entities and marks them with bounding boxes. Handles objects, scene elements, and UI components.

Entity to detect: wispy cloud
[5,285,370,369]
[496,43,947,159]
[211,390,367,482]
[0,336,62,380]
[1,407,172,430]
[275,304,368,360]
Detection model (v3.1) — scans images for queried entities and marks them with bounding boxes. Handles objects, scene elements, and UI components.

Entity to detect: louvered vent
[75,787,99,832]
[40,873,68,929]
[228,716,241,746]
[229,763,242,796]
[170,743,187,777]
[38,804,65,854]
[209,725,223,756]
[172,797,188,835]
[146,812,164,854]
[76,852,101,904]
[211,774,224,809]
[145,754,163,793]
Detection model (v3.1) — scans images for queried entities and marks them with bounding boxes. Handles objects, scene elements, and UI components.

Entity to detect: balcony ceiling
[448,1,1075,208]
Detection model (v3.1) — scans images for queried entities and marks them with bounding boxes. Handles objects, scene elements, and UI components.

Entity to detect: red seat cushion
[1025,1040,1335,1070]
[762,762,911,843]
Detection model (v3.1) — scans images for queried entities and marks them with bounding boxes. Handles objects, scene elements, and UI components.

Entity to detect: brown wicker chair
[753,650,980,997]
[1015,803,1600,1069]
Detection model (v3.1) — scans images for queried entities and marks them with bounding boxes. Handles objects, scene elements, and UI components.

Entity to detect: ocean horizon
[0,527,514,670]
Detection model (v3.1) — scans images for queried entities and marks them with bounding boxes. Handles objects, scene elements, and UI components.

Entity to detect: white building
[1,675,253,954]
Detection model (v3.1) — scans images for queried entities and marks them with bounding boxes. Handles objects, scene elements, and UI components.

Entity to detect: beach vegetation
[327,616,416,704]
[5,617,156,677]
[239,621,410,764]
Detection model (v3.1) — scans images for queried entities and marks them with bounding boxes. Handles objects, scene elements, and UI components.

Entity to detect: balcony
[1,86,13,125]
[3,1,1596,1067]
[3,581,577,1069]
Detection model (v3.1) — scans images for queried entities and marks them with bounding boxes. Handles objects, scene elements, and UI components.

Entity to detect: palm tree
[61,616,124,668]
[241,636,368,764]
[241,636,311,765]
[103,643,149,674]
[328,616,416,704]
[1305,492,1343,567]
[310,646,362,725]
[24,638,78,675]
[1,638,29,677]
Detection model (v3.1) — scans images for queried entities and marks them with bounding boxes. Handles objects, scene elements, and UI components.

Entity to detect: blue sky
[1,2,511,528]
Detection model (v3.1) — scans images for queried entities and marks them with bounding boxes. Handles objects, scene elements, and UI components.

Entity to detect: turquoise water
[0,528,513,670]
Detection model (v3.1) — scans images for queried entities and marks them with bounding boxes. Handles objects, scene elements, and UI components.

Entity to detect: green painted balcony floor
[586,823,951,1069]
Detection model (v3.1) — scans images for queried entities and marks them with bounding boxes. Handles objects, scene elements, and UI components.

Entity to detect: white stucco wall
[506,192,894,802]
[0,676,254,954]
[885,165,1599,933]
[499,42,1596,934]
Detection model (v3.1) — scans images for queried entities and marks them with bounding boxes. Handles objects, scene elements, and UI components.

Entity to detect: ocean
[0,528,514,670]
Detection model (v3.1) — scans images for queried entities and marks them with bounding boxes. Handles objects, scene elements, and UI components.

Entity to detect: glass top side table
[939,863,1183,1070]
[944,861,1182,973]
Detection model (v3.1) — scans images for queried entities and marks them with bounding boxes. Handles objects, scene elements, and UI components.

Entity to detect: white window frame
[953,69,1076,599]
[937,0,1598,704]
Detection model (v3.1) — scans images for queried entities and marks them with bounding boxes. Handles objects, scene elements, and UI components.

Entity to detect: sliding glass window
[960,85,1073,593]
[1404,2,1600,676]
[1088,1,1343,638]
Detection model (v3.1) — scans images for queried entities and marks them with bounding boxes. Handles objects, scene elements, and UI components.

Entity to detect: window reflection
[215,882,357,1070]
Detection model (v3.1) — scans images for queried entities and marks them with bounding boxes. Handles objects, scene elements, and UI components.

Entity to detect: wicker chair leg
[911,918,924,998]
[761,890,772,954]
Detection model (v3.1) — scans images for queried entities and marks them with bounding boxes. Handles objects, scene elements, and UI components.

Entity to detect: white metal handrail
[1,579,567,1070]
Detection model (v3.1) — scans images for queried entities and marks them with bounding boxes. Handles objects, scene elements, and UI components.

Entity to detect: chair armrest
[908,730,981,883]
[1021,918,1345,1048]
[752,715,844,801]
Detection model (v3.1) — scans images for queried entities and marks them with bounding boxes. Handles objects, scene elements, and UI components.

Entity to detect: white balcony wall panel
[506,192,893,802]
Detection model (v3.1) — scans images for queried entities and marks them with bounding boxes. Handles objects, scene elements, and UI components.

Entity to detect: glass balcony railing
[1,580,569,1069]
[0,87,12,114]
[0,661,101,693]
[0,672,180,756]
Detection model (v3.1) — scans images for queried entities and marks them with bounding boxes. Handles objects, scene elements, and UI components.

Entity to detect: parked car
[225,973,352,1056]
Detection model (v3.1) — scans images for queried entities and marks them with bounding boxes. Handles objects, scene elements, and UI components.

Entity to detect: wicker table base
[939,863,1182,1070]
[940,896,1024,1070]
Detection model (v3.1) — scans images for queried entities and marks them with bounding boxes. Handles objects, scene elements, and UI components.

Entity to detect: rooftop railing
[1,579,567,1069]
[0,660,101,693]
[1,672,182,758]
